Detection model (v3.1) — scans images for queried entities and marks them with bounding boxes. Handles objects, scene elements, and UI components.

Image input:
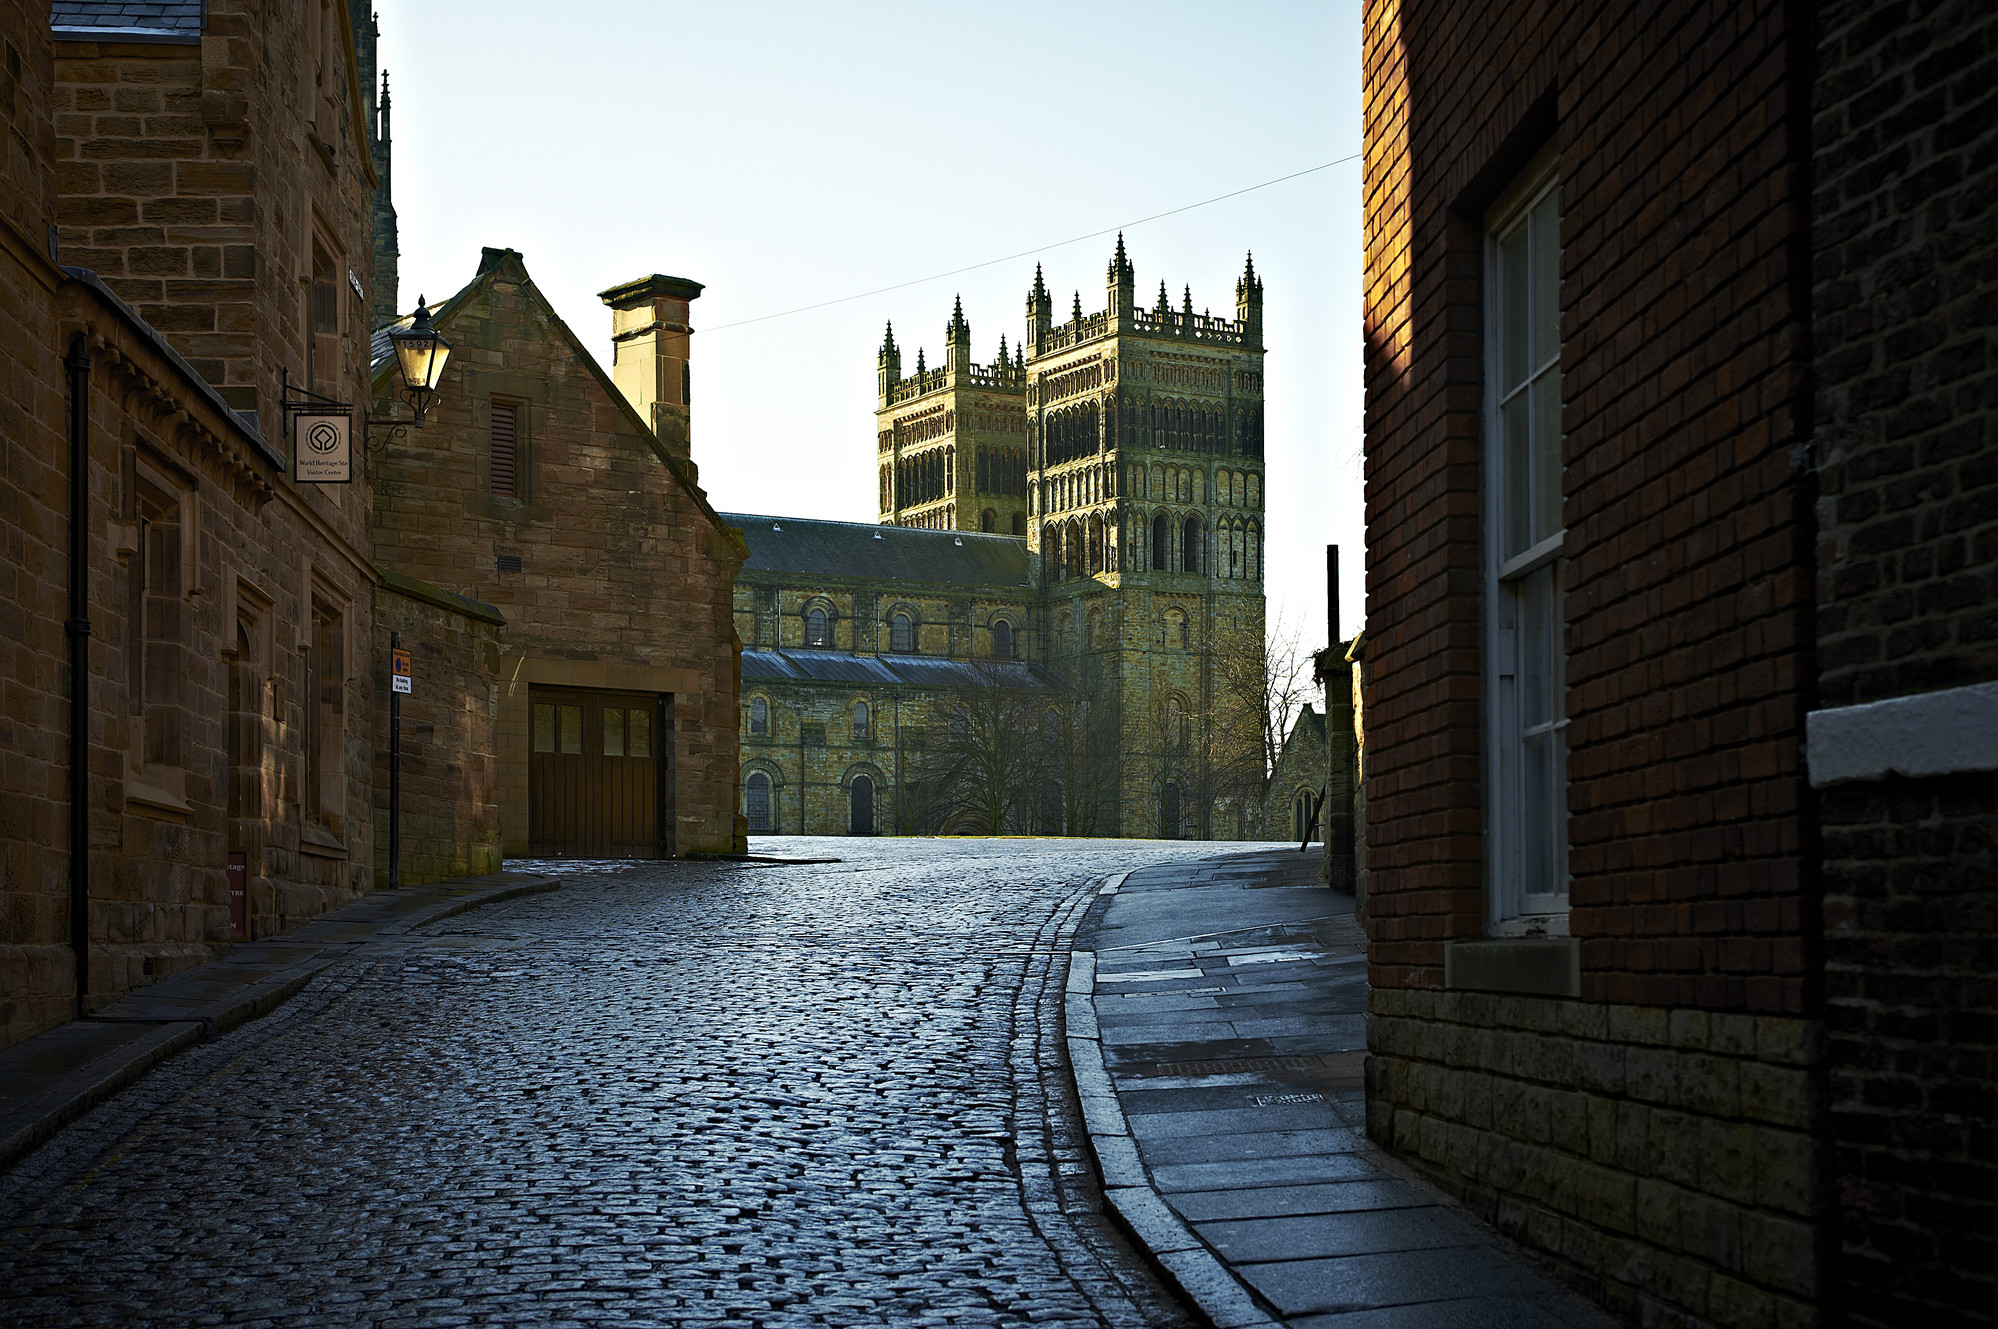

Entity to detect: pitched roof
[50,1,202,40]
[720,513,1034,590]
[370,248,746,559]
[741,649,1060,692]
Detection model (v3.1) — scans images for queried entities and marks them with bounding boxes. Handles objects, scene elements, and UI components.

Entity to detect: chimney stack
[598,273,704,461]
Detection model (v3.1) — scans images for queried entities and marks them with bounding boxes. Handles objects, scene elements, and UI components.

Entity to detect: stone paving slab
[1069,848,1624,1329]
[0,870,560,1172]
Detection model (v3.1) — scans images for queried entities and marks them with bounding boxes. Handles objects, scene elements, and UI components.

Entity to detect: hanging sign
[294,409,353,483]
[391,646,412,694]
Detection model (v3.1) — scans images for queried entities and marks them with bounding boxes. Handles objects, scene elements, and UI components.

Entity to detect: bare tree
[896,664,1053,834]
[1213,614,1313,812]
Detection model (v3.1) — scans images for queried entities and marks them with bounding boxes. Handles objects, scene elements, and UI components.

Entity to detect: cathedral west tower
[876,300,1031,533]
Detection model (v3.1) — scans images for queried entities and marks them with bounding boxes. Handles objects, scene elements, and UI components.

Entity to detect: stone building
[0,0,496,1053]
[743,242,1275,839]
[1359,2,1997,1325]
[1261,704,1325,844]
[730,516,1056,835]
[371,250,747,859]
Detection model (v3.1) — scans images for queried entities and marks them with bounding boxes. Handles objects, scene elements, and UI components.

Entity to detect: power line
[698,154,1360,336]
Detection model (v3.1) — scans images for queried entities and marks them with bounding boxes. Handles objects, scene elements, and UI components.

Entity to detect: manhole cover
[1252,1092,1326,1107]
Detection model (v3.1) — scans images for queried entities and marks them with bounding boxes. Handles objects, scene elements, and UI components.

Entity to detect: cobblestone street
[0,839,1266,1328]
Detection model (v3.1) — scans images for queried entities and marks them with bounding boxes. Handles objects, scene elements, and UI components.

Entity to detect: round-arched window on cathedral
[992,620,1013,659]
[806,606,830,647]
[891,613,914,653]
[749,696,768,735]
[746,772,773,833]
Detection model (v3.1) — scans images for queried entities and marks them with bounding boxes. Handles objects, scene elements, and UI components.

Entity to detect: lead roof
[720,512,1033,590]
[741,650,1059,692]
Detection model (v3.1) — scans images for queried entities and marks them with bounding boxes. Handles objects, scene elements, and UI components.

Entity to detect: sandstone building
[0,0,498,1052]
[1359,2,1997,1325]
[370,253,747,859]
[739,242,1285,839]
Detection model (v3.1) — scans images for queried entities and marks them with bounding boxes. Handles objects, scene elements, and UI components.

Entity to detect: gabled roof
[741,649,1060,692]
[51,1,201,42]
[720,512,1034,591]
[371,247,744,558]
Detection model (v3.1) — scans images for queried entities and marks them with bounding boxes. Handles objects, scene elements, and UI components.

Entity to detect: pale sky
[375,1,1364,669]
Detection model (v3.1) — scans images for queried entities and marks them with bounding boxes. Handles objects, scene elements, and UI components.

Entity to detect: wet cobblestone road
[0,838,1259,1328]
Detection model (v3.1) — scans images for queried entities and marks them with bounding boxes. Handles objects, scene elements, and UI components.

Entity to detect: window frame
[1482,144,1570,935]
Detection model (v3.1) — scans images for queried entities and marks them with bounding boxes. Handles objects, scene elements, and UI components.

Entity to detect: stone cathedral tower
[876,299,1030,532]
[869,239,1269,837]
[1024,238,1268,837]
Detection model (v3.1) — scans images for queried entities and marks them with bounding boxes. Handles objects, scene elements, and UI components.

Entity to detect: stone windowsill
[1444,936,1580,998]
[298,824,349,859]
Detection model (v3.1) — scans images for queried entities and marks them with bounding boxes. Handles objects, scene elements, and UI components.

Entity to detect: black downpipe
[65,336,91,1016]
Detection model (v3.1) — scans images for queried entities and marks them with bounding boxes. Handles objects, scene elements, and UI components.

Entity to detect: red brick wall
[1361,0,1816,1013]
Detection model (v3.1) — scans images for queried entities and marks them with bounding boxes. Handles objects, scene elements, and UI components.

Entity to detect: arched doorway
[850,775,875,835]
[746,771,772,833]
[1294,789,1315,842]
[1161,783,1181,839]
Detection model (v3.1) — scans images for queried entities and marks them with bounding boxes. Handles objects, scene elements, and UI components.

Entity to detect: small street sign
[391,646,412,694]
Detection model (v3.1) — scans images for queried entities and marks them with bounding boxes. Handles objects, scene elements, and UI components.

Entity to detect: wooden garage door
[529,688,673,857]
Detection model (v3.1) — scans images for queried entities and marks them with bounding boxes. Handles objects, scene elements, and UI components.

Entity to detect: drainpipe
[65,336,91,1016]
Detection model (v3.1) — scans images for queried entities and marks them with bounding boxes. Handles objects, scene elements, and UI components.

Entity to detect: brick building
[1359,2,1996,1325]
[0,0,498,1053]
[370,250,747,859]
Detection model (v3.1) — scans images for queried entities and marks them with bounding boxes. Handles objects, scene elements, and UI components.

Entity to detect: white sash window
[1485,147,1569,932]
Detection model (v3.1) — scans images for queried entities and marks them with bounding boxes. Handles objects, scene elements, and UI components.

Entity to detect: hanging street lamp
[387,295,452,427]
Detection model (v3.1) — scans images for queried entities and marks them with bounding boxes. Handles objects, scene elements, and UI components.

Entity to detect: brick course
[1812,4,1998,1325]
[1362,1,1822,1321]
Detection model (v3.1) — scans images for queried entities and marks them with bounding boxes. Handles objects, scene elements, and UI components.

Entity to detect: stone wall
[1811,4,1998,1323]
[1367,992,1821,1326]
[370,575,503,888]
[1,0,399,1054]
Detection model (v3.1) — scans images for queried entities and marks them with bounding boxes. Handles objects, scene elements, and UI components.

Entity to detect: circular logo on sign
[307,420,342,454]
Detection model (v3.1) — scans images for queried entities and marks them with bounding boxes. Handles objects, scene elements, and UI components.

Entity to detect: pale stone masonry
[747,241,1283,840]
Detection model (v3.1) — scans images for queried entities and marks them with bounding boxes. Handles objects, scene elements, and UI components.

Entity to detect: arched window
[1086,607,1103,650]
[982,508,996,532]
[1012,512,1025,536]
[746,772,772,833]
[749,696,768,735]
[1182,516,1202,573]
[1152,513,1170,571]
[991,619,1013,658]
[853,700,870,740]
[1067,521,1084,579]
[890,612,914,653]
[805,605,830,647]
[1295,789,1316,843]
[1088,515,1105,573]
[850,775,875,835]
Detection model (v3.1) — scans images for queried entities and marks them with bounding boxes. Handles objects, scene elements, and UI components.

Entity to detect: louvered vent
[491,401,518,497]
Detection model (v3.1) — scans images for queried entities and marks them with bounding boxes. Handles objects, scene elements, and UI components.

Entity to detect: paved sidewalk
[1070,849,1618,1328]
[0,870,560,1172]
